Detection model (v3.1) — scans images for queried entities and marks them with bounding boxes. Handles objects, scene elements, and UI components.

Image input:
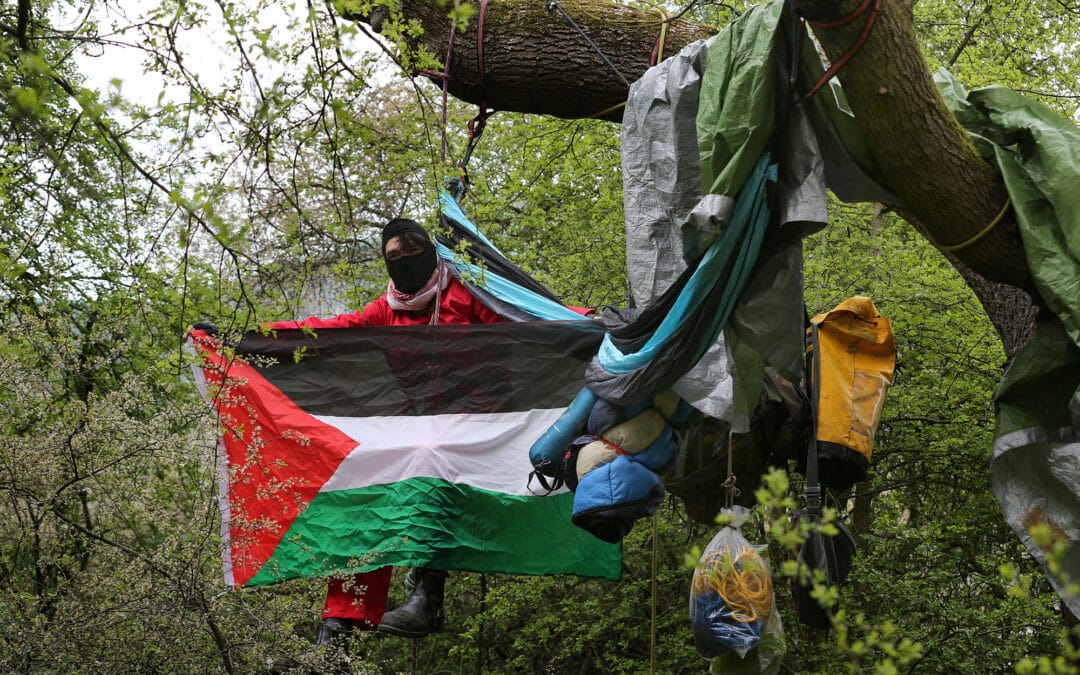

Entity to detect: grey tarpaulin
[992,319,1080,615]
[609,0,1080,613]
[609,0,890,430]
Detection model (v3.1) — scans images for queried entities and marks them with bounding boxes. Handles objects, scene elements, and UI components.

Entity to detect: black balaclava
[382,218,438,294]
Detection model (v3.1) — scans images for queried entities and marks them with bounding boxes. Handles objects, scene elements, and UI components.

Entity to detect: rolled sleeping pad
[603,407,667,453]
[529,387,598,477]
[629,423,676,472]
[577,422,677,481]
[653,390,681,420]
[654,390,696,426]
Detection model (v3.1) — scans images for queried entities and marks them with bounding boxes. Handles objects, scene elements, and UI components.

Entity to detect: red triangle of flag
[195,334,359,587]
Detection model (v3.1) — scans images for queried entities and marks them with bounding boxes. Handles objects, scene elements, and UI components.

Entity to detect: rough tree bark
[342,0,1038,356]
[798,0,1036,355]
[357,0,715,120]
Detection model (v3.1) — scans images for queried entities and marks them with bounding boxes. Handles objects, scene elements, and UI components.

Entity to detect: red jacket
[263,277,502,330]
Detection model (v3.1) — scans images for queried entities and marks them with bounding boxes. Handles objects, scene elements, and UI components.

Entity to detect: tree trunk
[800,0,1036,355]
[343,0,1039,354]
[355,0,714,121]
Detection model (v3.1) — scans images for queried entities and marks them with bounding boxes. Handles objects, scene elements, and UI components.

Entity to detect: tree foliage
[0,0,1077,671]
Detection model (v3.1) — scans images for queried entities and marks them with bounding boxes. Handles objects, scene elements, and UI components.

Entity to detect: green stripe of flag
[248,477,622,587]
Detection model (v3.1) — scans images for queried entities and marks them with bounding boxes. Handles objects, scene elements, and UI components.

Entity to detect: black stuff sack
[792,515,856,629]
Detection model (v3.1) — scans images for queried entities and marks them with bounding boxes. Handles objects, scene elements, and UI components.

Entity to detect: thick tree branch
[16,0,30,50]
[801,0,1035,351]
[341,0,1041,352]
[343,0,715,120]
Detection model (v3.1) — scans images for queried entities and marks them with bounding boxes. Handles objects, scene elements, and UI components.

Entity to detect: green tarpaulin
[938,72,1080,615]
[621,0,1080,614]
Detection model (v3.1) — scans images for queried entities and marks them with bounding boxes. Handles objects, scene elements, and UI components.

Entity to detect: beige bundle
[576,391,680,480]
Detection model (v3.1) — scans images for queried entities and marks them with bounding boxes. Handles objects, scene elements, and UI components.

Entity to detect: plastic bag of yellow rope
[690,507,785,671]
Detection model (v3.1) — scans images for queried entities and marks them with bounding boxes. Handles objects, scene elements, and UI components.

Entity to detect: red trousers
[322,567,392,627]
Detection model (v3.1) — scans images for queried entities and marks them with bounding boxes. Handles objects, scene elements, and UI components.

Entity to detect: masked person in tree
[262,218,501,648]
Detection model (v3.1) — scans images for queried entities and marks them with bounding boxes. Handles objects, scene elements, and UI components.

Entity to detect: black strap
[527,467,564,495]
[805,320,822,515]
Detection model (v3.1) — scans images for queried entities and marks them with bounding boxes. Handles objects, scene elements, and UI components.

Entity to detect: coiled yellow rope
[692,546,773,623]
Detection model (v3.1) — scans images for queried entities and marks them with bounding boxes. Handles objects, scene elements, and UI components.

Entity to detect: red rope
[453,0,495,198]
[806,0,873,29]
[649,13,666,67]
[594,436,630,457]
[794,0,882,104]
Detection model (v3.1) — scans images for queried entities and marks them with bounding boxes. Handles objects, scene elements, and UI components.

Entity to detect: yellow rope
[586,100,627,119]
[692,546,773,623]
[650,513,658,675]
[655,9,670,65]
[933,197,1012,252]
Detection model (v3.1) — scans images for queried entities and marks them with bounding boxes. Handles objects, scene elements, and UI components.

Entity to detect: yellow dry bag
[808,296,896,492]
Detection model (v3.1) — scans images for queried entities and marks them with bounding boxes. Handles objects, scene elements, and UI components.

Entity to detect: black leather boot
[314,617,354,648]
[376,568,446,638]
[269,618,354,673]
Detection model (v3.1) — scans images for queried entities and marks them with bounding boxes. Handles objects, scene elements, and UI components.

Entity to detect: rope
[650,10,669,67]
[721,428,740,509]
[594,436,629,456]
[693,547,772,623]
[806,0,876,29]
[456,105,495,195]
[477,0,490,80]
[930,197,1012,252]
[450,0,495,200]
[430,0,462,165]
[586,100,626,119]
[650,512,659,675]
[546,0,630,87]
[791,0,882,104]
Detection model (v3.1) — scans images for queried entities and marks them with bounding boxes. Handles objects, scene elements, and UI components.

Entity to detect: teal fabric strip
[596,155,775,374]
[436,242,585,321]
[436,191,586,321]
[439,190,505,256]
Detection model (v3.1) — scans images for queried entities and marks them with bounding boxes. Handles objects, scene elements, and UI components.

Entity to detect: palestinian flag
[190,321,621,588]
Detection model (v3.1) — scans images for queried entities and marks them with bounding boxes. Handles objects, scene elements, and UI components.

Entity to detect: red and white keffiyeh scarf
[386,261,451,323]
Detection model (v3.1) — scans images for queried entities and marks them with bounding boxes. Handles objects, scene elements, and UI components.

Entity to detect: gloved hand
[186,321,219,338]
